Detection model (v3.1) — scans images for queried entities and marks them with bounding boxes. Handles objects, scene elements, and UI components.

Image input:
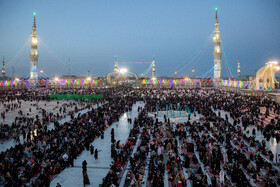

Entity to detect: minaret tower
[2,57,5,77]
[213,8,222,79]
[237,57,241,76]
[152,57,156,79]
[114,56,118,73]
[30,12,39,79]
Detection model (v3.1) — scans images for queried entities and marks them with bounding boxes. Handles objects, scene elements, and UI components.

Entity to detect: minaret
[213,8,222,79]
[2,57,5,77]
[114,56,118,73]
[30,12,39,79]
[237,57,241,76]
[152,57,156,79]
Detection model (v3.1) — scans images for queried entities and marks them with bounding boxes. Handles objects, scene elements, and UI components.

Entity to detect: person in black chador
[82,160,87,173]
[111,128,115,143]
[82,160,90,186]
[95,149,98,159]
[90,145,94,155]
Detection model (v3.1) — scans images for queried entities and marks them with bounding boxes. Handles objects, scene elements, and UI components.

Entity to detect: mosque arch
[256,60,280,90]
[107,71,138,83]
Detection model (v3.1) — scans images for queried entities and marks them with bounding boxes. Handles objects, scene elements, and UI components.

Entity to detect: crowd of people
[0,87,140,186]
[0,99,85,141]
[101,88,280,186]
[1,87,280,186]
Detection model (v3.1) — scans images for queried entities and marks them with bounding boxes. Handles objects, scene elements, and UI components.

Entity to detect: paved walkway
[0,102,101,152]
[0,100,82,126]
[50,101,145,187]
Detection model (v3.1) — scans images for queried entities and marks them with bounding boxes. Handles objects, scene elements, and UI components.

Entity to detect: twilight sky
[0,0,280,78]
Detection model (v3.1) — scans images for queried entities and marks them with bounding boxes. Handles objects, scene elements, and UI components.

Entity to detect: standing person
[68,155,74,167]
[85,140,90,151]
[95,149,98,160]
[111,128,115,143]
[82,160,90,186]
[111,128,114,139]
[82,160,87,173]
[90,145,94,155]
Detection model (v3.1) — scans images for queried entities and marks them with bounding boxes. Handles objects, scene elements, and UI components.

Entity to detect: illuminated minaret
[213,8,222,79]
[237,57,241,76]
[2,57,5,77]
[152,57,155,79]
[30,12,39,79]
[114,56,118,73]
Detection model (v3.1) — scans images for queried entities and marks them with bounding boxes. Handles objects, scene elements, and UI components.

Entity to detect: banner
[50,94,102,100]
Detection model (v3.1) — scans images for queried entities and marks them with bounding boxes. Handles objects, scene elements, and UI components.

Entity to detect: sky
[0,0,280,78]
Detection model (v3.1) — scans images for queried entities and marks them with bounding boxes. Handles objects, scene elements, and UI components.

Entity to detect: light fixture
[119,68,128,74]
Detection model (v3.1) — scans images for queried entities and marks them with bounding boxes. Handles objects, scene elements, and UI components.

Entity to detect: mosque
[0,9,225,84]
[1,9,280,93]
[23,9,222,82]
